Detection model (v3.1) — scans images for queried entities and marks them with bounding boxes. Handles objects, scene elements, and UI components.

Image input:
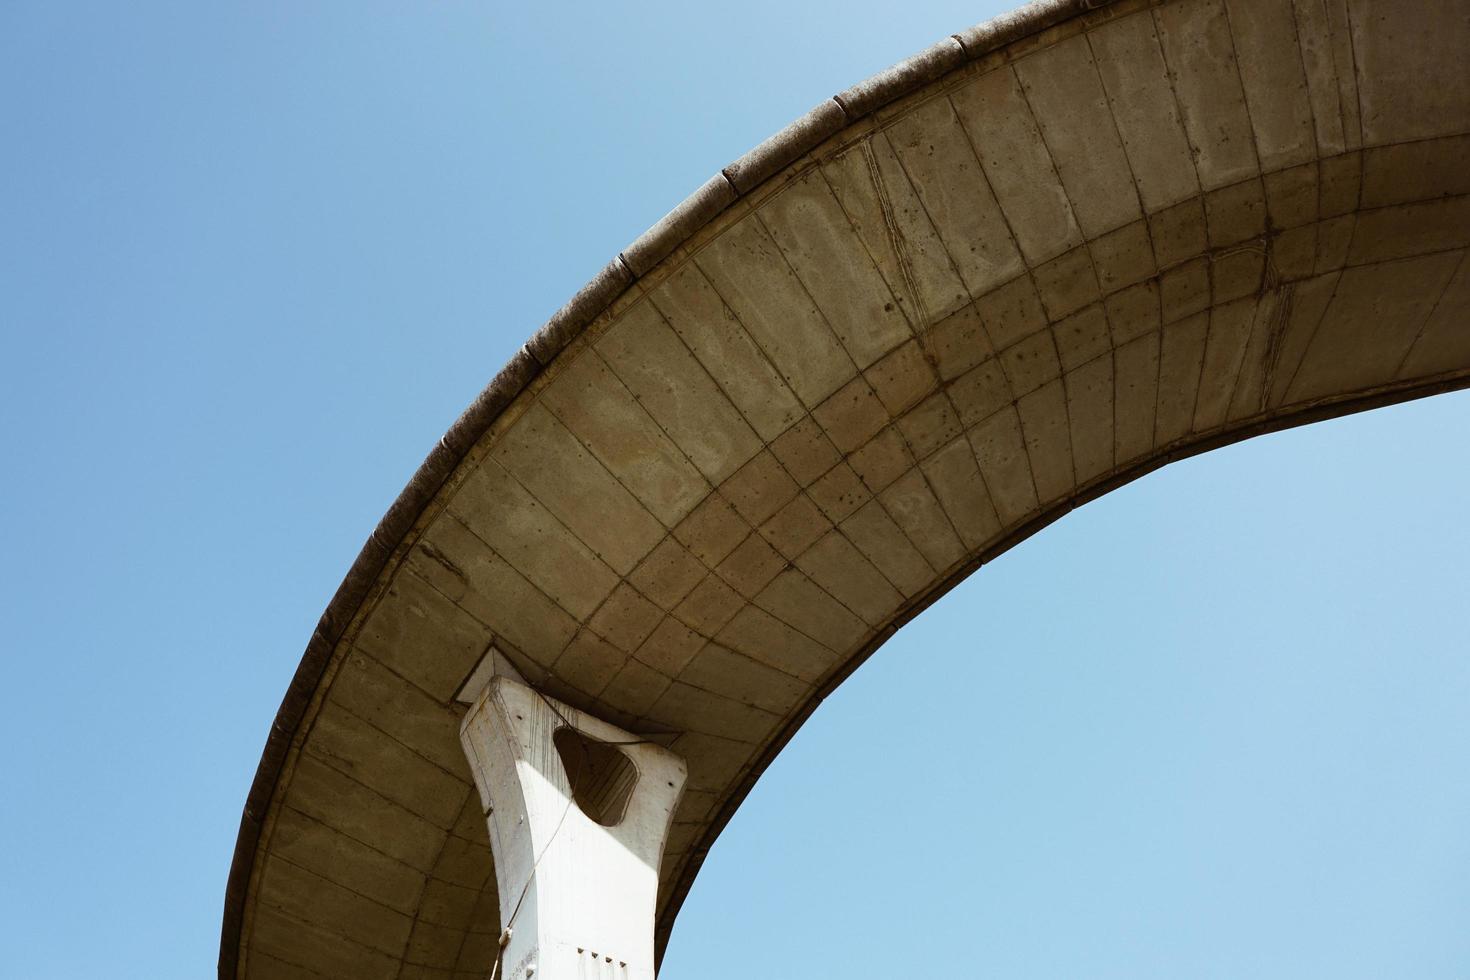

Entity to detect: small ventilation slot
[553,727,638,827]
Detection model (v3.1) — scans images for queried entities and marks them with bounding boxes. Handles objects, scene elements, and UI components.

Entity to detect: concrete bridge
[223,0,1470,975]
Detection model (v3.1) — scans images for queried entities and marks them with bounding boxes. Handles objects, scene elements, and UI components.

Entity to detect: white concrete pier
[460,675,686,980]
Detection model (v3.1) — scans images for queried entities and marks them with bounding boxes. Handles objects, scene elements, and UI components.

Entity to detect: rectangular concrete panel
[449,461,621,621]
[1194,296,1258,431]
[1088,10,1201,212]
[677,643,809,716]
[1053,304,1112,372]
[627,534,707,612]
[1016,34,1143,237]
[1361,136,1470,209]
[1150,199,1209,269]
[950,65,1082,265]
[969,405,1040,524]
[885,94,1026,298]
[1113,329,1160,463]
[661,723,754,801]
[948,356,1014,427]
[840,498,937,597]
[353,570,498,701]
[597,302,764,485]
[670,576,744,645]
[539,347,711,529]
[1264,163,1320,229]
[306,702,468,830]
[849,427,916,494]
[1225,0,1318,171]
[588,582,665,654]
[769,416,842,487]
[268,806,425,918]
[807,461,872,524]
[409,516,580,671]
[249,905,399,980]
[1399,251,1470,379]
[1349,0,1470,145]
[414,876,487,934]
[1032,246,1102,321]
[1106,280,1162,345]
[759,171,914,368]
[1205,179,1267,249]
[821,136,973,326]
[258,858,413,959]
[1264,269,1341,407]
[715,532,786,601]
[1156,311,1209,444]
[635,616,707,677]
[1322,0,1365,148]
[878,468,967,572]
[928,301,995,381]
[601,657,675,717]
[921,434,1004,549]
[1288,252,1463,401]
[754,568,869,652]
[326,653,467,775]
[645,679,781,740]
[1346,197,1470,267]
[793,529,905,627]
[1016,378,1076,505]
[866,339,941,416]
[696,217,856,407]
[813,376,891,454]
[1000,328,1065,398]
[1153,0,1260,190]
[1064,352,1115,484]
[492,402,666,576]
[757,492,832,560]
[282,756,446,874]
[897,391,964,461]
[1291,0,1348,155]
[716,605,837,684]
[1090,220,1157,297]
[1219,289,1278,421]
[651,262,804,442]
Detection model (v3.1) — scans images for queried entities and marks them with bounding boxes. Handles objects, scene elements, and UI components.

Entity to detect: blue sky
[2,3,1466,977]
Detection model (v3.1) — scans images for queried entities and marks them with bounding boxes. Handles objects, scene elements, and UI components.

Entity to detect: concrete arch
[223,0,1470,975]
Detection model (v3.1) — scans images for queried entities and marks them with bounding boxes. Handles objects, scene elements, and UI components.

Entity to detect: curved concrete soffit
[222,0,1470,975]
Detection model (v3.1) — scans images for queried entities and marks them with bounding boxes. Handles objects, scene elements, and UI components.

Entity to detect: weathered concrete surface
[224,0,1470,976]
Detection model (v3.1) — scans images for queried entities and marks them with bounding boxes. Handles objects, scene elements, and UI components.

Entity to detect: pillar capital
[460,675,686,979]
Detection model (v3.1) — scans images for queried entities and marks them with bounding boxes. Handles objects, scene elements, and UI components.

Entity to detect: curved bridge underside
[224,0,1470,975]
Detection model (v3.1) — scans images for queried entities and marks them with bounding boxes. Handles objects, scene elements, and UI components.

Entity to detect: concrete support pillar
[460,675,686,980]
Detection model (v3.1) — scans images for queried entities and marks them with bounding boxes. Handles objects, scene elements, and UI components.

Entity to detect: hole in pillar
[552,727,638,827]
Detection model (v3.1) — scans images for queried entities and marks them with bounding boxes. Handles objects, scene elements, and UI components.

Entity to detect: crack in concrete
[861,136,930,335]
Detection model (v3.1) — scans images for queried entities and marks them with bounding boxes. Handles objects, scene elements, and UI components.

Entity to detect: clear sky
[2,3,1467,978]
